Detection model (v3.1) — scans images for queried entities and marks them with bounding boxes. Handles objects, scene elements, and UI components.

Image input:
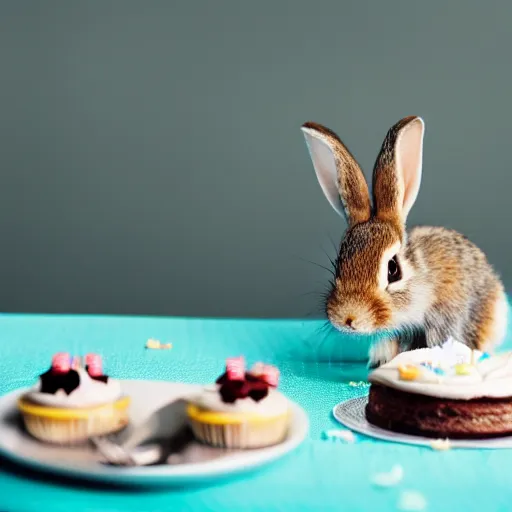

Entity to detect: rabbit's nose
[345,317,354,329]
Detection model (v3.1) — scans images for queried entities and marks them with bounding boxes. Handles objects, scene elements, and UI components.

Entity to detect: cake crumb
[371,464,403,488]
[348,381,369,387]
[398,490,427,511]
[322,429,356,443]
[146,339,172,350]
[430,438,451,451]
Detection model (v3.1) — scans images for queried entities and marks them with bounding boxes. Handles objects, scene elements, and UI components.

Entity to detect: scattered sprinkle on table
[146,339,172,350]
[348,381,369,387]
[398,490,427,511]
[371,464,404,488]
[321,429,356,443]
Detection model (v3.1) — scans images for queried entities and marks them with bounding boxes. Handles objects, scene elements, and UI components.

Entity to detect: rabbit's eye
[388,256,401,284]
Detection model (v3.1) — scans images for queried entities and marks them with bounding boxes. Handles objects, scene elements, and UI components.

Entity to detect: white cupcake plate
[0,380,309,486]
[333,396,512,449]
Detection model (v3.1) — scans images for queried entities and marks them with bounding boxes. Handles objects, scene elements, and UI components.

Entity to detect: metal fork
[90,398,194,466]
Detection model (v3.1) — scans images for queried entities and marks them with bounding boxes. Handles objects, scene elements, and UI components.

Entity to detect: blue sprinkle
[420,362,444,375]
[479,353,490,362]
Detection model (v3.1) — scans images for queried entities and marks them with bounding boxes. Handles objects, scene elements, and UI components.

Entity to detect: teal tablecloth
[1,311,512,512]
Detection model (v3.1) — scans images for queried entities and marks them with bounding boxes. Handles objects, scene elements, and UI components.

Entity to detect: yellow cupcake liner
[18,395,130,420]
[187,403,291,449]
[18,395,131,445]
[186,403,289,425]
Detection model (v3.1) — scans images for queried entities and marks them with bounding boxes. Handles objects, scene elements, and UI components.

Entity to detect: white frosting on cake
[190,384,290,417]
[368,339,512,400]
[25,368,122,408]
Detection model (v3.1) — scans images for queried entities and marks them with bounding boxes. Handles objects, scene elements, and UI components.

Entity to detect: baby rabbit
[301,116,507,368]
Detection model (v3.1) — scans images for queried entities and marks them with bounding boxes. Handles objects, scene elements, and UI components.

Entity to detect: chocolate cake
[366,384,512,439]
[365,339,512,439]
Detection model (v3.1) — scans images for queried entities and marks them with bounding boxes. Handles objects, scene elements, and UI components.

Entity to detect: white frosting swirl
[25,368,122,408]
[190,384,290,417]
[369,340,512,400]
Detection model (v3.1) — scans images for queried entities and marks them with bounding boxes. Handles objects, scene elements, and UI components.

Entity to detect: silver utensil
[90,436,162,466]
[91,398,194,466]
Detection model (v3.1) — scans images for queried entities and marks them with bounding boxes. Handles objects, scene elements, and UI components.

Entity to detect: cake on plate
[187,357,291,449]
[18,353,130,444]
[365,339,512,438]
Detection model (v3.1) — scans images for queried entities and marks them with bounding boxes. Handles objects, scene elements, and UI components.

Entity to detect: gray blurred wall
[0,0,510,318]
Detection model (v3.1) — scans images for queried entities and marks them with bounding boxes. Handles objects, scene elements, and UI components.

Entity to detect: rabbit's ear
[372,116,425,223]
[301,122,371,226]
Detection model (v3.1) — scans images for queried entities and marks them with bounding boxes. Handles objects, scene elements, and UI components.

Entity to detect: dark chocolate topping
[85,366,109,383]
[39,369,80,395]
[216,371,271,403]
[39,366,109,394]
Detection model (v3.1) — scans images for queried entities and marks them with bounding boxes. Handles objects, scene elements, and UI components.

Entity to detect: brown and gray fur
[301,116,507,368]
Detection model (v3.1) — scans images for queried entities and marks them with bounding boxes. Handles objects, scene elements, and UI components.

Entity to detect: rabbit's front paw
[368,339,399,369]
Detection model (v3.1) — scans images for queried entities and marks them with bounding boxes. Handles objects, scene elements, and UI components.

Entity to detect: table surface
[1,310,512,512]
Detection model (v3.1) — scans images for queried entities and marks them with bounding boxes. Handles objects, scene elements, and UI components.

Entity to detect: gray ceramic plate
[333,396,512,449]
[0,380,308,485]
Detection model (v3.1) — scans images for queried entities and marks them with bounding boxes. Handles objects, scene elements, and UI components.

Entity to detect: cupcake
[187,357,290,449]
[18,353,130,445]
